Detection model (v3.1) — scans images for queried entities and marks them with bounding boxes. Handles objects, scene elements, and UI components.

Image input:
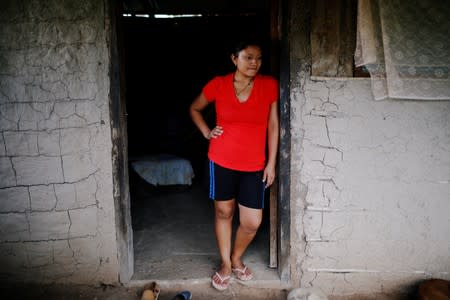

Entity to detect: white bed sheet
[130,154,194,186]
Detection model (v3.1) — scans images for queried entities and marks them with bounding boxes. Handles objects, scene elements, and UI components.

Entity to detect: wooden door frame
[276,0,292,283]
[109,0,134,283]
[269,0,292,282]
[109,0,293,284]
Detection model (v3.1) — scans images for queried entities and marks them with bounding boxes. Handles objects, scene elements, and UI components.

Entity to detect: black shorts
[208,160,266,209]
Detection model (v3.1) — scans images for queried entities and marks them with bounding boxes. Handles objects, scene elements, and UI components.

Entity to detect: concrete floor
[129,170,279,282]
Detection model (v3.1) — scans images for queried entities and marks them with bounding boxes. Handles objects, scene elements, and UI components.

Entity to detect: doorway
[114,0,283,281]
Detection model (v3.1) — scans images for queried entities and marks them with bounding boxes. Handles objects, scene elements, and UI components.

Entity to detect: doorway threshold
[130,256,280,282]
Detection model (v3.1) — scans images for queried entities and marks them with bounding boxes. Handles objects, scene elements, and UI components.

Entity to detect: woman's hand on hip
[207,125,223,139]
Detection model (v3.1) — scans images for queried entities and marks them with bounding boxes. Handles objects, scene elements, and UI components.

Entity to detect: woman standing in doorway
[189,42,279,291]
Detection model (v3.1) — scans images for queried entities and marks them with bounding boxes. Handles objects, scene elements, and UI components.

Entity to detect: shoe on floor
[171,290,192,300]
[141,282,160,300]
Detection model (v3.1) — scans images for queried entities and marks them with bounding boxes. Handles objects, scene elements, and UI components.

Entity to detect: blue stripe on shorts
[209,160,215,199]
[261,181,266,209]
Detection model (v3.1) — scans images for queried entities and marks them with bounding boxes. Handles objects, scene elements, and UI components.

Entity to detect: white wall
[290,77,450,295]
[0,0,119,283]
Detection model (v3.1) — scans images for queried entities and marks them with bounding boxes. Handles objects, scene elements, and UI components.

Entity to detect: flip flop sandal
[211,272,231,291]
[171,290,192,300]
[141,282,160,300]
[232,266,253,281]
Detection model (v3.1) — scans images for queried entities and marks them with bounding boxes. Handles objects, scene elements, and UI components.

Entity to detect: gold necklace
[234,78,253,97]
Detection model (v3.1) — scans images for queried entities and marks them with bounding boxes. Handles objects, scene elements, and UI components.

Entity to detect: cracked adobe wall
[288,0,450,296]
[294,78,450,295]
[0,0,120,283]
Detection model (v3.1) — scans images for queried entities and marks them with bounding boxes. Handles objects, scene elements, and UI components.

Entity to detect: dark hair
[230,41,262,58]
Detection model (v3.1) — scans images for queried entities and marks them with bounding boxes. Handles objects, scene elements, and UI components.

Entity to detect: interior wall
[0,0,120,283]
[289,0,450,296]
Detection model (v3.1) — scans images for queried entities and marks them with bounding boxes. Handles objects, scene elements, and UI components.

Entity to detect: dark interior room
[119,0,279,280]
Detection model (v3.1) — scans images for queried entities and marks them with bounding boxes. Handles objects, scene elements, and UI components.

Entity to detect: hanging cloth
[355,0,450,100]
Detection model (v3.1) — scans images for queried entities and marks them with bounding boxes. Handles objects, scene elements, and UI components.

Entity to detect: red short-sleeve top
[202,73,278,171]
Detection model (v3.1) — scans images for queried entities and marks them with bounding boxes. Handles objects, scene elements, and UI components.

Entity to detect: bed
[130,154,195,186]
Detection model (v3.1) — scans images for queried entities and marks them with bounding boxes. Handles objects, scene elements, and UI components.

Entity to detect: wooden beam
[311,0,356,77]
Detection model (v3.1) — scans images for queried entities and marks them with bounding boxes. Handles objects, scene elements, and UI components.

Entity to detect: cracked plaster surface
[0,0,118,284]
[291,77,450,294]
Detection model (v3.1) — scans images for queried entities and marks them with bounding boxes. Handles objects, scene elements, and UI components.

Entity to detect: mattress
[130,154,195,186]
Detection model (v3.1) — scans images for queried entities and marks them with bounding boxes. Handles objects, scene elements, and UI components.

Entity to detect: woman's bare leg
[231,204,262,271]
[212,199,235,284]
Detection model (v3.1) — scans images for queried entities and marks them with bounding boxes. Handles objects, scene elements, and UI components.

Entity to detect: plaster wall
[0,0,120,283]
[290,77,450,295]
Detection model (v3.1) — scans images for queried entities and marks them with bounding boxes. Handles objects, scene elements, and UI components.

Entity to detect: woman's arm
[189,93,223,139]
[263,101,280,187]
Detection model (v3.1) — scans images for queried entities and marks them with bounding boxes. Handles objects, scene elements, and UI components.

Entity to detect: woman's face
[232,45,262,77]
